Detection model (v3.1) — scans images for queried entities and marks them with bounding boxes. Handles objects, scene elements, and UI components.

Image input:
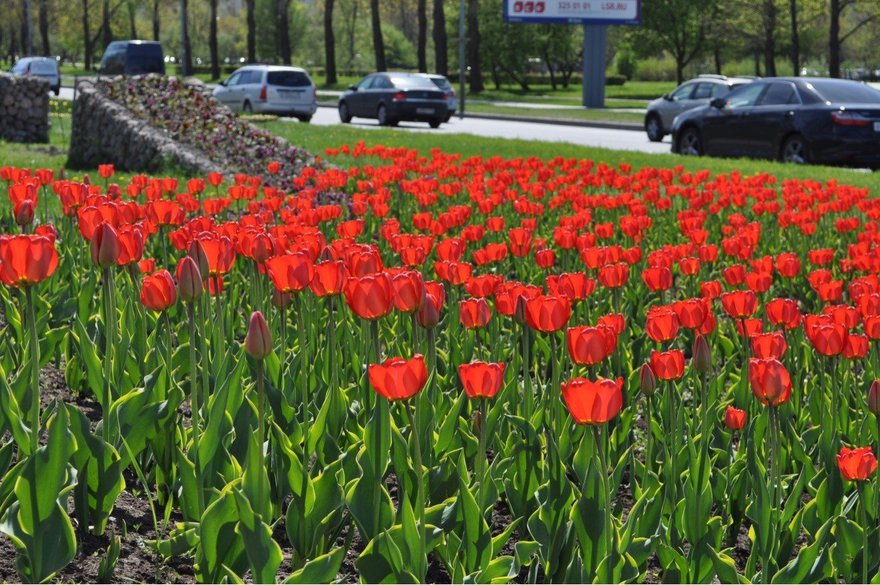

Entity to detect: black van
[98,40,165,75]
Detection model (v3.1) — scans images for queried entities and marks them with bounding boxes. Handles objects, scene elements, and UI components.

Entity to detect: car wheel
[780,134,809,164]
[297,115,312,123]
[339,101,352,123]
[444,113,452,123]
[677,127,703,156]
[429,118,442,129]
[377,104,396,126]
[645,114,664,142]
[53,87,60,96]
[242,101,252,114]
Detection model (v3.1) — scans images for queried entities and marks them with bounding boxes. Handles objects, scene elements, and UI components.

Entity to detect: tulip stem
[521,326,532,424]
[643,395,652,485]
[404,403,427,580]
[256,358,267,517]
[327,297,340,435]
[858,482,869,582]
[592,424,612,582]
[767,406,781,579]
[476,396,489,506]
[101,267,116,444]
[25,286,39,454]
[295,295,310,458]
[186,303,204,516]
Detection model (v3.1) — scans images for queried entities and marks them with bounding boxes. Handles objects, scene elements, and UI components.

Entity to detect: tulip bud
[245,311,272,360]
[91,223,120,268]
[869,380,880,415]
[319,246,334,263]
[14,199,34,227]
[272,289,293,309]
[417,293,440,329]
[177,256,203,303]
[693,334,712,373]
[188,239,210,281]
[639,363,656,396]
[514,295,528,326]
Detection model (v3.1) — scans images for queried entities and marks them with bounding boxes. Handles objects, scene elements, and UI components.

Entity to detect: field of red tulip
[1,145,879,584]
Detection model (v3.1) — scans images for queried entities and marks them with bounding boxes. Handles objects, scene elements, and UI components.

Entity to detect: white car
[213,65,318,122]
[11,57,60,95]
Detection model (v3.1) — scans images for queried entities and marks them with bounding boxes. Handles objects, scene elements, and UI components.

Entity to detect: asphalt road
[58,86,671,154]
[305,107,672,154]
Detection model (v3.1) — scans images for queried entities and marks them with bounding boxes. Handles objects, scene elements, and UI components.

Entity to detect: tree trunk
[433,0,447,76]
[789,0,799,75]
[22,0,33,55]
[38,0,49,55]
[180,0,191,75]
[153,0,160,41]
[753,49,761,77]
[210,0,220,79]
[370,0,385,71]
[762,0,777,77]
[128,1,137,39]
[82,0,92,69]
[417,0,427,72]
[714,46,722,74]
[467,0,483,92]
[278,0,292,64]
[102,0,112,51]
[324,0,337,84]
[247,0,256,63]
[829,0,841,78]
[676,60,684,85]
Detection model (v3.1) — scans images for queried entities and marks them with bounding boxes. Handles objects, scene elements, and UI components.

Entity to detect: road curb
[316,101,644,133]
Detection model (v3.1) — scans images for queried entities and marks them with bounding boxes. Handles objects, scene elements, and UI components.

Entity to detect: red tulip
[460,297,492,329]
[721,290,758,319]
[310,260,348,297]
[391,270,426,313]
[458,361,506,399]
[751,332,787,359]
[649,349,685,380]
[368,355,428,401]
[566,325,617,366]
[266,252,315,294]
[598,262,629,289]
[766,298,801,329]
[642,266,673,292]
[672,298,708,329]
[843,334,869,360]
[837,446,878,481]
[0,234,59,287]
[91,223,120,268]
[639,363,656,396]
[177,256,203,303]
[807,322,847,356]
[645,306,680,343]
[524,295,571,333]
[140,270,177,312]
[561,377,624,425]
[14,199,34,227]
[556,272,595,302]
[723,406,747,430]
[344,273,393,320]
[417,293,443,329]
[748,358,792,406]
[245,311,272,359]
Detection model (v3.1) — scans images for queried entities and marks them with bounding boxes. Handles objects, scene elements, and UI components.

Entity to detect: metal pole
[180,0,188,76]
[458,0,465,118]
[582,24,607,108]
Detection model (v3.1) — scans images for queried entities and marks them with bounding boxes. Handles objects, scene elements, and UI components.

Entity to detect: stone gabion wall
[0,75,49,143]
[67,79,225,174]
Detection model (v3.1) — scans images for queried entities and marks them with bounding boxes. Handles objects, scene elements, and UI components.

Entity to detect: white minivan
[213,65,318,122]
[11,57,60,95]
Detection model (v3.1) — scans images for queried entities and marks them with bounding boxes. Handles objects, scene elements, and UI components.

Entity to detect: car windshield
[429,77,452,90]
[808,80,880,103]
[29,61,56,74]
[267,70,311,87]
[390,76,436,89]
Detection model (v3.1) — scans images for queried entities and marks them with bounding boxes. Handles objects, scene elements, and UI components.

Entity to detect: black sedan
[338,72,449,128]
[670,77,880,167]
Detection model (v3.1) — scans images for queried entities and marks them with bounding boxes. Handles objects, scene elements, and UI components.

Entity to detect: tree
[417,0,427,72]
[370,0,385,70]
[22,0,33,55]
[637,0,717,84]
[278,0,291,64]
[38,0,49,55]
[180,0,191,75]
[127,1,137,38]
[789,0,800,75]
[761,0,778,76]
[209,0,219,79]
[467,0,483,92]
[433,0,446,75]
[82,0,92,68]
[828,0,877,78]
[101,0,111,50]
[152,0,160,40]
[324,0,337,83]
[247,0,255,62]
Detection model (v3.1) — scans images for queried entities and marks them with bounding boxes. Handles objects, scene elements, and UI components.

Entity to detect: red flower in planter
[368,355,428,401]
[837,447,877,481]
[0,234,59,287]
[561,377,624,425]
[140,270,177,312]
[458,361,506,399]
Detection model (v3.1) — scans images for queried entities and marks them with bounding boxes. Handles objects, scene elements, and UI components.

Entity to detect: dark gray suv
[644,75,754,142]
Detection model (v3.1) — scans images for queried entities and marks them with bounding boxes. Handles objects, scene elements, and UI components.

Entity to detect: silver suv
[10,57,60,95]
[644,74,754,142]
[213,65,318,122]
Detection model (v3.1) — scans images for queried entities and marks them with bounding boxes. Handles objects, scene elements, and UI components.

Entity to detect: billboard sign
[503,1,641,25]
